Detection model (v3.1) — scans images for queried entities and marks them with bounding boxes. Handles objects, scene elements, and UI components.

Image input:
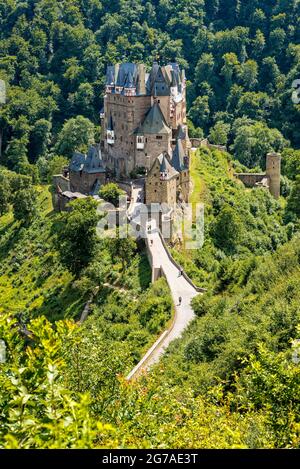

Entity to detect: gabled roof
[106,65,115,85]
[171,139,187,172]
[69,145,105,174]
[116,62,137,88]
[106,61,185,96]
[135,103,171,135]
[149,152,178,180]
[70,151,85,172]
[85,146,105,174]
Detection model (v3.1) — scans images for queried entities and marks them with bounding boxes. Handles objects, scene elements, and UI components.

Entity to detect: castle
[52,61,281,215]
[234,152,281,199]
[100,62,191,205]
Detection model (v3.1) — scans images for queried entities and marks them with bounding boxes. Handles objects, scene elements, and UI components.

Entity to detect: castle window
[136,135,145,150]
[156,136,162,140]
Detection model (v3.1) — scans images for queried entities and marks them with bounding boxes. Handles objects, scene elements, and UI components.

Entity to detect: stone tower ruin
[266,152,281,199]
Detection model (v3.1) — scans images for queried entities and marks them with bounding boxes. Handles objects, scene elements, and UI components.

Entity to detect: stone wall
[53,174,70,192]
[189,137,226,152]
[145,159,177,206]
[135,132,172,170]
[234,173,267,188]
[69,170,106,194]
[179,169,190,203]
[103,93,152,175]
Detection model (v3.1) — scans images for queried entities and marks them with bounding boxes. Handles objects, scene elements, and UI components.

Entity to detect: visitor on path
[150,239,153,246]
[178,296,182,306]
[178,268,183,277]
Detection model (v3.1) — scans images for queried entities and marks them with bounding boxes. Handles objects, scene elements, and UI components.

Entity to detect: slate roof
[146,62,183,95]
[171,139,187,172]
[69,145,105,174]
[135,103,171,135]
[115,62,137,88]
[177,124,187,140]
[106,62,185,96]
[151,152,178,180]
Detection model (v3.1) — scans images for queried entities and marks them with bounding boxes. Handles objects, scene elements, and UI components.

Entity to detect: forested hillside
[1,0,300,450]
[0,0,300,178]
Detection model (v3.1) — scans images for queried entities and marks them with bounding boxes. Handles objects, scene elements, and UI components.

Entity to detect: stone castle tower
[100,62,190,179]
[266,152,281,199]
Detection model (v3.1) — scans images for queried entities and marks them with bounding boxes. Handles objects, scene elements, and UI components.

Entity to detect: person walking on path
[178,268,183,277]
[178,296,182,306]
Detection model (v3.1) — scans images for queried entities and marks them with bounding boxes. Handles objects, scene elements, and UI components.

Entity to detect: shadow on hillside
[138,252,151,290]
[0,220,25,262]
[32,283,87,322]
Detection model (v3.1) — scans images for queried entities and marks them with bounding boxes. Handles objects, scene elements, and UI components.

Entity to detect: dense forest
[0,0,300,175]
[0,0,300,450]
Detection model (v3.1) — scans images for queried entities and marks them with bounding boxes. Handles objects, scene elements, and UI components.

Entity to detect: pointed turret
[172,139,186,172]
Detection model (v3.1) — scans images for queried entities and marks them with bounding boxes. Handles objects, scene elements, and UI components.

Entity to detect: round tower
[266,152,281,199]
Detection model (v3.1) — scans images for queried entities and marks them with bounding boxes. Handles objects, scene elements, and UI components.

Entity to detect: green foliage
[0,172,10,215]
[46,155,69,183]
[0,314,115,448]
[139,278,172,334]
[55,116,95,157]
[99,183,125,207]
[56,197,99,275]
[175,148,289,291]
[0,0,299,169]
[212,204,243,254]
[209,121,230,146]
[282,148,300,181]
[232,121,288,167]
[106,231,136,272]
[0,0,300,449]
[286,176,300,218]
[13,187,38,224]
[234,343,300,447]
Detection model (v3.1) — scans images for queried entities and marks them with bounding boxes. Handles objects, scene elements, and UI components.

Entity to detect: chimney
[137,63,146,95]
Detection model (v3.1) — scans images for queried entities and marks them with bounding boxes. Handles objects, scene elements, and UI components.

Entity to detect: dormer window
[136,135,145,150]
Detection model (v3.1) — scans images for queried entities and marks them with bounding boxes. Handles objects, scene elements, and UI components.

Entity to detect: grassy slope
[172,147,288,288]
[0,186,84,320]
[0,184,174,372]
[154,235,300,393]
